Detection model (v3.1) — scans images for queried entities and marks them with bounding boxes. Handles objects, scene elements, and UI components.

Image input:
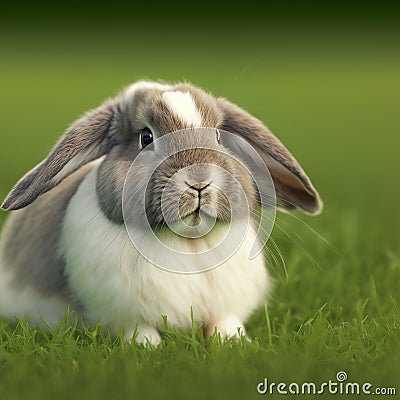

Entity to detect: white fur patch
[124,81,172,99]
[162,91,202,127]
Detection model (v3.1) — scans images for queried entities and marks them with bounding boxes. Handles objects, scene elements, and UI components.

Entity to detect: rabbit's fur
[0,81,322,344]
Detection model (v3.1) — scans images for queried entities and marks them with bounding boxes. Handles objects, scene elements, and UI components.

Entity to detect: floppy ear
[1,99,118,211]
[217,98,322,214]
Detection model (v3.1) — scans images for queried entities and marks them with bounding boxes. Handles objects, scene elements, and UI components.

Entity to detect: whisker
[249,208,323,271]
[280,212,343,261]
[268,236,288,281]
[248,210,288,279]
[256,190,342,260]
[80,210,103,232]
[264,246,282,276]
[273,220,324,271]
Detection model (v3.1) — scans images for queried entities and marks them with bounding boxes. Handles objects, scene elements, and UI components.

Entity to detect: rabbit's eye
[140,128,154,148]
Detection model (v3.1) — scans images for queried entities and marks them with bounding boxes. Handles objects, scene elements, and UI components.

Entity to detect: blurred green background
[0,4,399,399]
[1,8,399,239]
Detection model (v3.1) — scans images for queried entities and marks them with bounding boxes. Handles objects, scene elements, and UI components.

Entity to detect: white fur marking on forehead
[162,91,202,127]
[125,81,172,99]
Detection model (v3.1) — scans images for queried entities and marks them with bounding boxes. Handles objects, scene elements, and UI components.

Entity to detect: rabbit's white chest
[60,167,270,333]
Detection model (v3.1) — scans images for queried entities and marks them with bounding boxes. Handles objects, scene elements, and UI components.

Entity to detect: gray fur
[96,143,141,223]
[0,165,92,305]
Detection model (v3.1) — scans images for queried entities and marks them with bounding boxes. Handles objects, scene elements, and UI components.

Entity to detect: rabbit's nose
[185,181,212,192]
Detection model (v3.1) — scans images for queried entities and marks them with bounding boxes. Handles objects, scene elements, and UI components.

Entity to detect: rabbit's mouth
[177,184,231,222]
[148,194,231,235]
[182,206,218,226]
[167,208,224,239]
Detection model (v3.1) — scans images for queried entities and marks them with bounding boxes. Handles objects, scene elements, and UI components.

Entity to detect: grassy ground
[0,212,399,399]
[0,18,399,399]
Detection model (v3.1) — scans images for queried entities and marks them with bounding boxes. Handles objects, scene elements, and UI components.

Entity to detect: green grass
[0,211,398,399]
[0,18,399,400]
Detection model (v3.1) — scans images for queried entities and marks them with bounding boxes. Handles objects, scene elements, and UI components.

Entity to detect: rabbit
[0,81,322,345]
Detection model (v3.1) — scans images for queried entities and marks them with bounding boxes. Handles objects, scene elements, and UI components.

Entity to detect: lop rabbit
[0,81,322,345]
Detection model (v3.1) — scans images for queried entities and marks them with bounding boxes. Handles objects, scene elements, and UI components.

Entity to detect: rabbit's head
[1,81,322,232]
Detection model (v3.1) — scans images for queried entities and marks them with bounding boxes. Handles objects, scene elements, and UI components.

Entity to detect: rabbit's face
[97,82,256,228]
[144,138,257,229]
